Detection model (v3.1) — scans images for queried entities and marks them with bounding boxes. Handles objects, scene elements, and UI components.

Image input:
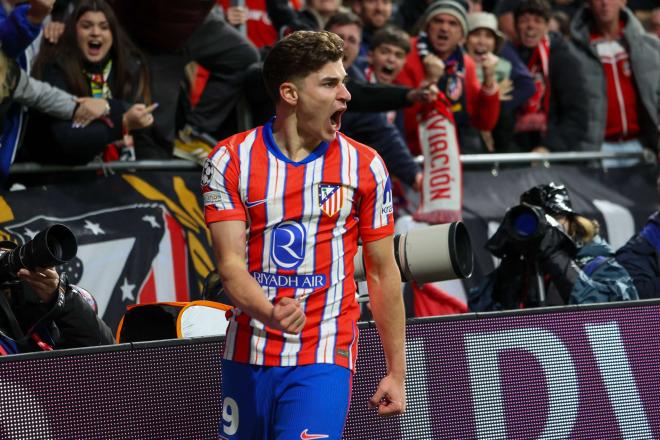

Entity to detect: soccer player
[203,31,406,439]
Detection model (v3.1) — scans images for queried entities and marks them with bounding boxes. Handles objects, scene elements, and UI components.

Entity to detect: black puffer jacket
[0,281,115,354]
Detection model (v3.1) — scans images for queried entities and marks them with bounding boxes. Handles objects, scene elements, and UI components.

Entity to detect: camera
[487,203,577,260]
[353,222,473,284]
[487,204,553,258]
[0,224,78,281]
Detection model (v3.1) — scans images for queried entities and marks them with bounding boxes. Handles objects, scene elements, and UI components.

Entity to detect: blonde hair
[566,215,599,246]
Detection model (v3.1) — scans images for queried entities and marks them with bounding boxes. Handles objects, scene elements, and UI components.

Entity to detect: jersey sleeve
[202,146,246,224]
[358,154,395,242]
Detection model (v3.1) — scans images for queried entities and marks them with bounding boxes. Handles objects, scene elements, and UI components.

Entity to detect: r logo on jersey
[318,184,344,217]
[271,221,306,269]
[382,177,393,215]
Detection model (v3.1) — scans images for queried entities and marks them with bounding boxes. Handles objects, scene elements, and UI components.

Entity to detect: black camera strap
[0,289,27,344]
[0,274,68,352]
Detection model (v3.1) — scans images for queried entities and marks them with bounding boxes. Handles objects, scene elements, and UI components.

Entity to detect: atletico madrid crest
[318,184,344,217]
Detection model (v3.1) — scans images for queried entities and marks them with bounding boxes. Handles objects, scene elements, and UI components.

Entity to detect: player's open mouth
[330,109,345,130]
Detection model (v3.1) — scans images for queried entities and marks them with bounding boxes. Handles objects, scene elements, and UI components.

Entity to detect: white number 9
[222,396,239,436]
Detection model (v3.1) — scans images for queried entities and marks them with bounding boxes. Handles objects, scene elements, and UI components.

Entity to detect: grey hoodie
[12,68,76,120]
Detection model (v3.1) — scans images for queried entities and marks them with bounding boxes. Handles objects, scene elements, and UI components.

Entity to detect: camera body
[487,204,576,259]
[0,224,78,283]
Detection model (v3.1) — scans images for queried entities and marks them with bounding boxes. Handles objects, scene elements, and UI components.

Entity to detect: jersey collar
[262,118,330,167]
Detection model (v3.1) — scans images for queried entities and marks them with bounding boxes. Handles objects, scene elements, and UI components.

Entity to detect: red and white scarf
[414,96,463,224]
[515,35,550,133]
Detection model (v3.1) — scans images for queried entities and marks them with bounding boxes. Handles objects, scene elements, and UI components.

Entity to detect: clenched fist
[267,296,306,334]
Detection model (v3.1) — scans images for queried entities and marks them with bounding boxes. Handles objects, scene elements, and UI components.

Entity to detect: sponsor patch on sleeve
[203,190,231,208]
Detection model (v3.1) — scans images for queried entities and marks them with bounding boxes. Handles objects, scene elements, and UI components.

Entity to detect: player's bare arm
[363,235,407,417]
[210,221,306,334]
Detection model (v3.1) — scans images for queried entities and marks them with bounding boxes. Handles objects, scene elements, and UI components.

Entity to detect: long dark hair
[33,0,150,103]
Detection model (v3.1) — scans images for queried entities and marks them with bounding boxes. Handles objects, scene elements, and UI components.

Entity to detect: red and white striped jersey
[202,120,394,370]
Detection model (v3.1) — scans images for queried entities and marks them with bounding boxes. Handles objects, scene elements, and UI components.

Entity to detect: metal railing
[7,150,653,175]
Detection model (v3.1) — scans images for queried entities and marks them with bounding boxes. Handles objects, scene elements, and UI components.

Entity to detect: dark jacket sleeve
[499,42,535,111]
[615,234,660,299]
[346,78,411,113]
[543,37,591,151]
[266,0,319,33]
[51,287,116,348]
[342,111,420,187]
[14,282,115,350]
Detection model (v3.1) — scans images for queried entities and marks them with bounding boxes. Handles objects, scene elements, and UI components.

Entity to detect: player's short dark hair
[263,31,344,103]
[371,25,411,54]
[514,0,551,23]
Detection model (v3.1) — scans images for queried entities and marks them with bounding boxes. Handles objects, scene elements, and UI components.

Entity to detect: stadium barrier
[8,149,651,174]
[0,162,657,329]
[0,299,658,439]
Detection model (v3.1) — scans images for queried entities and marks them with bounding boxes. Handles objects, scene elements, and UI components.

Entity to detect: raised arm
[363,235,406,417]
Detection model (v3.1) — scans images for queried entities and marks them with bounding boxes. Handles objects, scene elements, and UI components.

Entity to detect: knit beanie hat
[423,0,469,37]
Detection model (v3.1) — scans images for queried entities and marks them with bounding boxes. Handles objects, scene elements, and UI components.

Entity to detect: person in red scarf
[395,0,500,155]
[511,0,589,153]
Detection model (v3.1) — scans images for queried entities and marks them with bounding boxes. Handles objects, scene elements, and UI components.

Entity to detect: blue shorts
[219,359,352,440]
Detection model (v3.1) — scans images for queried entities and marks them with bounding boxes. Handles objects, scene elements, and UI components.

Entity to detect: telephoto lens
[0,224,78,278]
[353,222,473,284]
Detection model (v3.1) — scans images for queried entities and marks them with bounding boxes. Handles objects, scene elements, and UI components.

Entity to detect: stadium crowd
[0,0,658,350]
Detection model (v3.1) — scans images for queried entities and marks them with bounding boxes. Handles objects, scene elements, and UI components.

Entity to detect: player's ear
[280,81,298,105]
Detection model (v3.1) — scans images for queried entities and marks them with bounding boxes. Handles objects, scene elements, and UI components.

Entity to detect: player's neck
[272,113,324,162]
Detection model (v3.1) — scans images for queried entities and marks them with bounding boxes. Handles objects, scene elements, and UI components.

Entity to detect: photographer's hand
[17,267,59,303]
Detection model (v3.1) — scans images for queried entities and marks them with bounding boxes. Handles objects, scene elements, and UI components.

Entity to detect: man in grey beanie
[395,0,502,154]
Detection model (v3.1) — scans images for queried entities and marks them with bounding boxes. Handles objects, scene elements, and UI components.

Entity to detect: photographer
[0,241,114,355]
[469,182,639,311]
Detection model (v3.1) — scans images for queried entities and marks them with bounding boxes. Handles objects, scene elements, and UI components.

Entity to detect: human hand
[407,83,439,104]
[26,0,55,25]
[412,171,423,191]
[73,98,109,127]
[267,296,306,334]
[17,267,59,303]
[122,103,158,132]
[369,374,406,417]
[226,6,247,26]
[481,53,499,88]
[423,54,444,84]
[43,20,65,44]
[498,78,513,102]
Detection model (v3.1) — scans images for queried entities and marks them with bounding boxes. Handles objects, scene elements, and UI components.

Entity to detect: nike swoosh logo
[245,199,267,208]
[300,429,329,439]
